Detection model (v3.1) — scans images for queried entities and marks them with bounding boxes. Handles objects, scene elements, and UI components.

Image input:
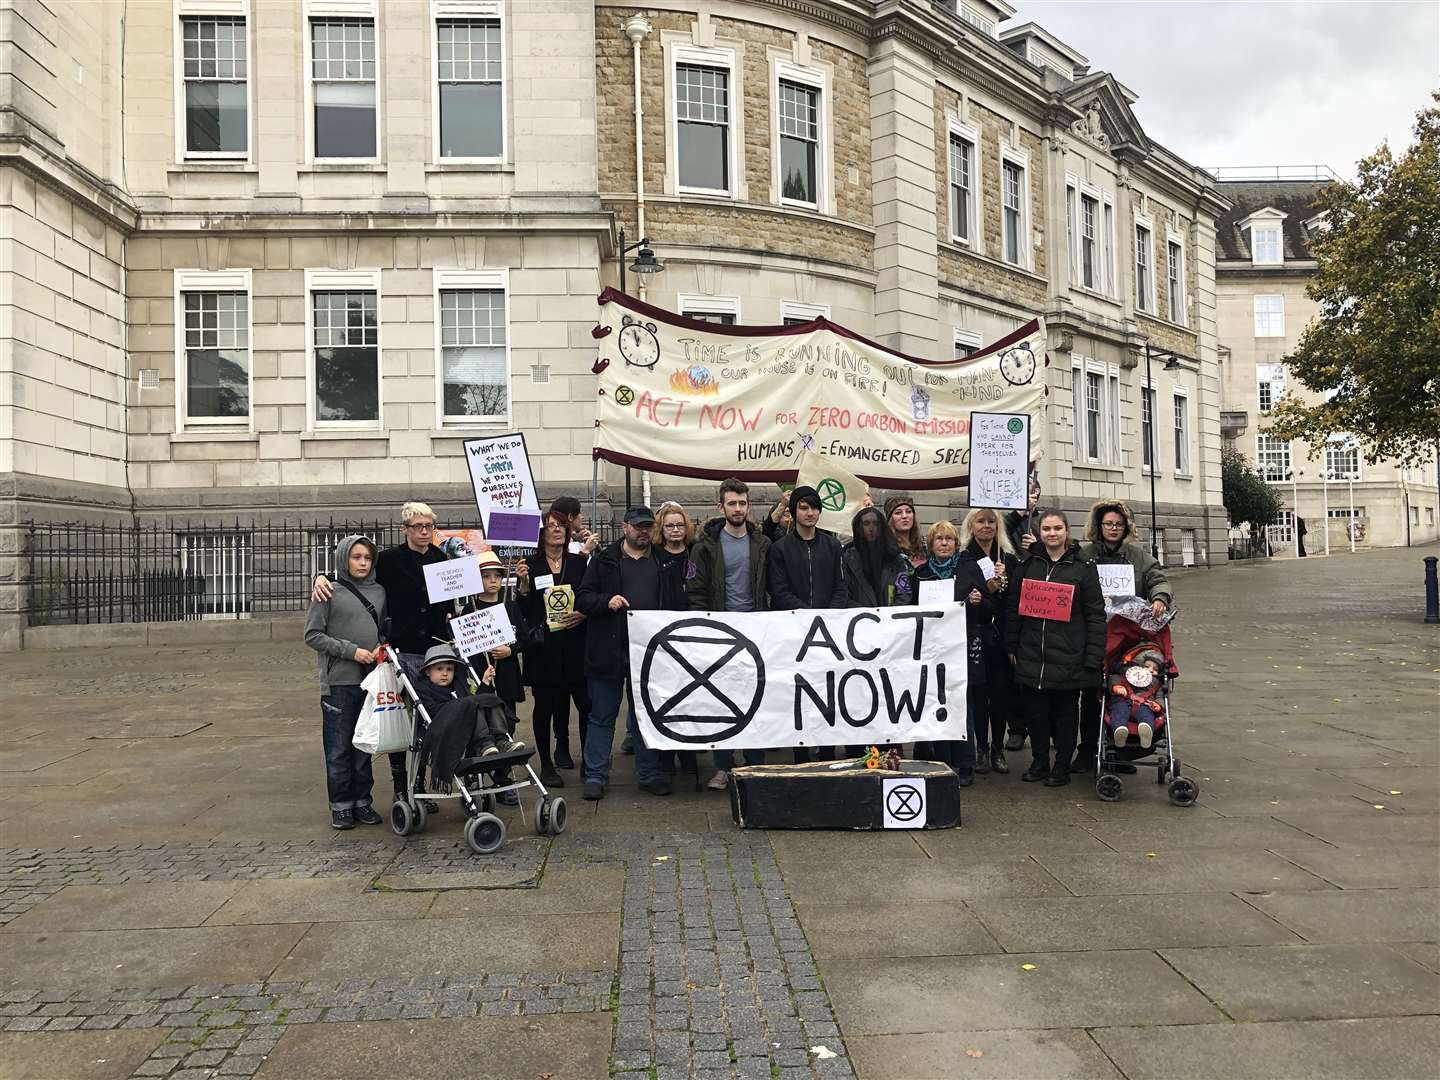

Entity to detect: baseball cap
[624,505,657,525]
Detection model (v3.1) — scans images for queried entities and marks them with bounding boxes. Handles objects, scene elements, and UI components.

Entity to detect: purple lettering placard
[487,511,544,546]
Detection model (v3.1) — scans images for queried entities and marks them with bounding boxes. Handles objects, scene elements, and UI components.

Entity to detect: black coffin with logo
[728,760,960,830]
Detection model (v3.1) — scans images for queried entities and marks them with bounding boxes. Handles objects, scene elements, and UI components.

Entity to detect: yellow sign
[544,584,575,631]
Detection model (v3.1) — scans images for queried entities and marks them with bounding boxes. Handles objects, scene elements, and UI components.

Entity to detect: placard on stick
[462,433,543,549]
[449,605,517,657]
[968,412,1031,511]
[1018,578,1075,621]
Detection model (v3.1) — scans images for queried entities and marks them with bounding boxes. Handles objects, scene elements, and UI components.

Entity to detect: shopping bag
[353,663,410,755]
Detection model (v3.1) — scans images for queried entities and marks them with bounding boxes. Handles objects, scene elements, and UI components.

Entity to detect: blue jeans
[321,685,374,811]
[714,748,766,771]
[585,677,660,787]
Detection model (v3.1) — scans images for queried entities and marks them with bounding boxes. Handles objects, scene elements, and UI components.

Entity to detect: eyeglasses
[405,522,435,531]
[1101,521,1126,530]
[662,522,687,529]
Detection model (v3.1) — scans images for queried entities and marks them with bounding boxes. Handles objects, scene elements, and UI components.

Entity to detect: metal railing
[22,517,622,626]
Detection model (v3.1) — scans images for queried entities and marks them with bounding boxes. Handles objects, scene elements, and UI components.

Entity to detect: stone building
[2,0,1229,637]
[1214,174,1440,554]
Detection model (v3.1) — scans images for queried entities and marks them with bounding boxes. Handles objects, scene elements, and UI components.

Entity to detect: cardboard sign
[629,605,968,750]
[917,579,956,606]
[1097,564,1137,598]
[449,605,517,657]
[462,433,542,548]
[882,778,928,829]
[544,584,576,631]
[968,412,1031,511]
[423,557,485,604]
[1018,578,1075,621]
[976,555,997,580]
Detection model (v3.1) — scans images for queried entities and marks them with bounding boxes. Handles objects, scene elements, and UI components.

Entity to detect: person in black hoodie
[519,510,590,787]
[958,508,1021,774]
[841,505,915,607]
[768,485,848,762]
[576,506,688,800]
[911,520,991,786]
[1004,509,1106,787]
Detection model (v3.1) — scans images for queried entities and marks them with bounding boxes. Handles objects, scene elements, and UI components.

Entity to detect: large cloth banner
[592,288,1046,489]
[627,606,969,751]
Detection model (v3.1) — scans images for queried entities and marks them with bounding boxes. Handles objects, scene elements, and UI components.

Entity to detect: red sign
[1018,578,1075,621]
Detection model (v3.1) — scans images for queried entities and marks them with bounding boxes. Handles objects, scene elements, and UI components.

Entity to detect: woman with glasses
[1073,500,1172,777]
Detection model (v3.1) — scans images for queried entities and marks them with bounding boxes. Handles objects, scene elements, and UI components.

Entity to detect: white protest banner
[794,450,869,536]
[593,290,1044,488]
[917,579,956,606]
[462,433,542,548]
[968,412,1031,510]
[627,606,968,751]
[449,605,517,657]
[423,557,485,604]
[1097,564,1137,598]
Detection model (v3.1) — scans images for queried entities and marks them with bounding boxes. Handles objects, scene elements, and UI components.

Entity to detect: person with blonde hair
[910,519,991,786]
[959,507,1021,773]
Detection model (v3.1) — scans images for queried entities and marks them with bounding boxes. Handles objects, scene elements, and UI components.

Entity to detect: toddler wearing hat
[414,644,523,790]
[1105,646,1167,749]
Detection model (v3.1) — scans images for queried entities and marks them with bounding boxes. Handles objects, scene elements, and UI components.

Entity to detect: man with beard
[575,506,686,800]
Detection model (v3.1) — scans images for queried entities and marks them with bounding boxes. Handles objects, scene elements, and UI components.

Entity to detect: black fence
[23,517,620,626]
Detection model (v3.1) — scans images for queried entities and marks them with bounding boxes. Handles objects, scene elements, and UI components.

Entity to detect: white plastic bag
[352,663,410,755]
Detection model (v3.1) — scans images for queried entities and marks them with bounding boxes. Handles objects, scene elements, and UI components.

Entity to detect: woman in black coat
[958,507,1022,775]
[911,519,992,786]
[518,511,591,787]
[1004,509,1106,787]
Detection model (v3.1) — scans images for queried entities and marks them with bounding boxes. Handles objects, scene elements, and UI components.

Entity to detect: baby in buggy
[413,644,525,790]
[1105,644,1167,749]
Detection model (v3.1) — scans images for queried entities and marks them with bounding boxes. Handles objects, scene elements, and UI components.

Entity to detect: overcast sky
[1016,0,1439,176]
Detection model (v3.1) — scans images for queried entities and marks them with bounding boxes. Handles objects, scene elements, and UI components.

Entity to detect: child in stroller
[1106,644,1167,750]
[413,645,525,787]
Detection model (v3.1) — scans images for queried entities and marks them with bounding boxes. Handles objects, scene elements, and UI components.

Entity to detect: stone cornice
[130,211,616,236]
[0,135,139,232]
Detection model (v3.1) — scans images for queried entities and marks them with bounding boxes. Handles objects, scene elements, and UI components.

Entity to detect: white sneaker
[1137,722,1153,749]
[1112,725,1130,748]
[706,769,730,791]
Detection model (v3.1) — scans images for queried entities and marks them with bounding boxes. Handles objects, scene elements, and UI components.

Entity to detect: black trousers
[530,684,589,770]
[1021,687,1081,770]
[976,652,1018,752]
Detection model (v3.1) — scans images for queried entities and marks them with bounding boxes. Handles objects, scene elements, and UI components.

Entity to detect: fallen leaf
[1021,963,1037,971]
[1389,790,1402,796]
[1373,804,1386,810]
[966,1049,985,1059]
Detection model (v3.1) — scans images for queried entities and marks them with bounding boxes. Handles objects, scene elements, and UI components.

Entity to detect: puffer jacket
[1078,500,1171,605]
[688,517,770,612]
[1004,542,1106,691]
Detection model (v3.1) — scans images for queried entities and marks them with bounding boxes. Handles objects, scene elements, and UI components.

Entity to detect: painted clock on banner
[618,315,661,369]
[998,343,1037,385]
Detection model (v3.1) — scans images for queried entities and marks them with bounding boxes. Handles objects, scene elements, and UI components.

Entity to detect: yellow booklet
[544,584,575,631]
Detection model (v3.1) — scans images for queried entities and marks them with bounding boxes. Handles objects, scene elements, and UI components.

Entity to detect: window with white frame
[959,4,996,36]
[1173,392,1190,474]
[175,269,251,427]
[777,74,820,207]
[1325,440,1360,481]
[1134,221,1153,312]
[1167,238,1185,325]
[1001,156,1027,267]
[1080,193,1100,290]
[1327,506,1365,520]
[1103,197,1116,295]
[679,295,740,325]
[948,127,977,244]
[1267,509,1294,547]
[1257,363,1285,413]
[1256,433,1291,482]
[954,328,982,360]
[781,300,828,326]
[435,9,503,160]
[674,56,732,195]
[1065,183,1076,276]
[1070,361,1121,465]
[310,17,378,159]
[435,269,509,425]
[1254,294,1285,337]
[1141,385,1156,472]
[308,270,380,427]
[179,14,248,157]
[1252,225,1282,264]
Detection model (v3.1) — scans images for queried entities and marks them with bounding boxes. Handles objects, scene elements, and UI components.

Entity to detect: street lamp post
[1143,343,1182,560]
[615,228,664,508]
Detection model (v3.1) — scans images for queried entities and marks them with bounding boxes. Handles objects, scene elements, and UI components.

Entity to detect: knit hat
[790,485,822,511]
[883,493,916,519]
[1132,647,1165,669]
[422,644,461,672]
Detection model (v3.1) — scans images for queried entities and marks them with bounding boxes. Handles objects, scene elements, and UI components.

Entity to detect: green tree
[1221,445,1284,538]
[1268,92,1440,467]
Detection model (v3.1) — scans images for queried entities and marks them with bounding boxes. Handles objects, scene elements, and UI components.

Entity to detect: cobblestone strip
[0,837,547,925]
[594,832,855,1080]
[0,971,611,1079]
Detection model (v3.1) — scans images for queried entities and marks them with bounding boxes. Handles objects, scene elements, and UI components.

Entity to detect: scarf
[926,552,959,580]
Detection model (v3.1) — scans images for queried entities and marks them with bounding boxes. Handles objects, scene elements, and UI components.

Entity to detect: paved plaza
[1,546,1437,1080]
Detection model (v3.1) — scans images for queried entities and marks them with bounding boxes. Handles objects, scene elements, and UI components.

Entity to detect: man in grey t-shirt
[686,478,772,789]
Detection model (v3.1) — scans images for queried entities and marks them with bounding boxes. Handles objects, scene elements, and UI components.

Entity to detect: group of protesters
[304,480,1170,828]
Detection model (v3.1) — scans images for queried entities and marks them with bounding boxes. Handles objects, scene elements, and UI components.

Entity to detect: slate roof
[1215,180,1332,261]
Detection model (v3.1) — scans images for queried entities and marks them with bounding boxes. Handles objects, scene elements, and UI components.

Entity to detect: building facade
[2,0,1230,637]
[1214,175,1440,554]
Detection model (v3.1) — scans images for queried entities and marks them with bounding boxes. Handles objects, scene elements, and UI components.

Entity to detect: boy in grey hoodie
[304,535,389,830]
